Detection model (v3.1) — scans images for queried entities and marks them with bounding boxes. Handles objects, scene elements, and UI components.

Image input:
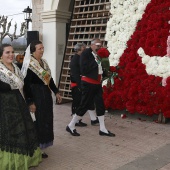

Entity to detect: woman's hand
[29,104,36,113]
[56,93,62,104]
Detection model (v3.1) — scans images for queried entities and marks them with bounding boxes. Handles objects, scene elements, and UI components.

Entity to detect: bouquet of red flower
[97,48,118,85]
[97,48,110,71]
[97,48,110,58]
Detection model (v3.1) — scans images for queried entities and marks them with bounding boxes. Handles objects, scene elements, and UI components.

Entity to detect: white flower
[137,47,145,57]
[110,59,119,66]
[123,1,129,9]
[114,53,121,59]
[106,0,151,67]
[142,55,150,64]
[163,73,170,78]
[138,47,170,78]
[138,3,146,11]
[107,18,114,28]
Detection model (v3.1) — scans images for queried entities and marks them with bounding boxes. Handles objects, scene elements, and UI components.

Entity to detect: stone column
[41,10,71,86]
[32,0,44,40]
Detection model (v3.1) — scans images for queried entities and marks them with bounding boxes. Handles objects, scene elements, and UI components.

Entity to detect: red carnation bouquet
[97,48,110,71]
[97,48,110,58]
[97,48,118,85]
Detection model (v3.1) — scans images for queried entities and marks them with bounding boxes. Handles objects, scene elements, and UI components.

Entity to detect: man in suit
[66,39,115,137]
[70,43,99,127]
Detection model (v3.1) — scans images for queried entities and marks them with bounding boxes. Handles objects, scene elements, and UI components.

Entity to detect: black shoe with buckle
[66,126,80,136]
[91,118,99,126]
[42,152,48,158]
[75,120,87,127]
[99,130,115,137]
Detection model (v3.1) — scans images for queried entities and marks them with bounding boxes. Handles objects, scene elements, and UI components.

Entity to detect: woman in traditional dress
[21,40,62,158]
[0,44,42,169]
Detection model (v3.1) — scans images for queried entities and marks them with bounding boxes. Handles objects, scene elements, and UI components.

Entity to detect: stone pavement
[31,102,170,170]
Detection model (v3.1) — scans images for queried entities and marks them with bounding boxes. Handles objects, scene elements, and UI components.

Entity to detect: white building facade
[32,0,73,85]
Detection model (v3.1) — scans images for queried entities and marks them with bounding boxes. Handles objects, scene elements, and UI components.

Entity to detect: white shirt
[92,51,103,74]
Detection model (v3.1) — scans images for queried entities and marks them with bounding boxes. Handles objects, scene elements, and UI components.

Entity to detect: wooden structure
[59,0,111,101]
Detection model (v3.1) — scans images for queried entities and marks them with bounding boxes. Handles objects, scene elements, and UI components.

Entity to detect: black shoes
[99,130,115,137]
[75,118,99,126]
[42,152,48,158]
[91,118,99,126]
[66,126,80,136]
[75,120,87,127]
[66,125,115,137]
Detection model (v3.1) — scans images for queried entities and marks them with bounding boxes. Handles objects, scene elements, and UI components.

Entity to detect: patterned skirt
[0,89,42,169]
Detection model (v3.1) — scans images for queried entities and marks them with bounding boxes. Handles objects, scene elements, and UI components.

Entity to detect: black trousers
[76,81,105,117]
[71,86,95,115]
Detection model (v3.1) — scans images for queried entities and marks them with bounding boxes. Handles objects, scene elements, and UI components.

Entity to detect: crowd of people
[0,38,114,169]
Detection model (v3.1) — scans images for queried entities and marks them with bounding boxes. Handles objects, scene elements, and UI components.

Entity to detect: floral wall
[104,0,170,117]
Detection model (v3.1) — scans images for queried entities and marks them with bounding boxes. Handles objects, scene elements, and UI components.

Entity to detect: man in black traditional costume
[66,39,115,137]
[70,42,99,126]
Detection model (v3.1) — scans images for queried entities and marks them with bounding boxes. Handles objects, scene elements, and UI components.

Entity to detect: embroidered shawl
[0,62,24,90]
[29,56,52,85]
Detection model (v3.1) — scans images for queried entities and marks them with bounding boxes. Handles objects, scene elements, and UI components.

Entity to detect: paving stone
[30,102,170,170]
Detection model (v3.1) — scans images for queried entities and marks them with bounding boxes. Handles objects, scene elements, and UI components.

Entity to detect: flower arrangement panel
[104,0,170,117]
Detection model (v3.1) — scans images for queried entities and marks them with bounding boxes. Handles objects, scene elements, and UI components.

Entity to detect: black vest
[80,48,99,80]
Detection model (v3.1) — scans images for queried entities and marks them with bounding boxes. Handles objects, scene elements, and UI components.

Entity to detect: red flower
[121,114,127,119]
[110,66,116,72]
[102,0,170,118]
[163,111,170,118]
[97,48,110,58]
